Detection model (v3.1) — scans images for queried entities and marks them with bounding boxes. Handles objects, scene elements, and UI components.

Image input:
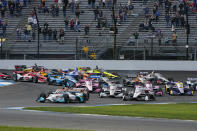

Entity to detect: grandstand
[0,0,196,60]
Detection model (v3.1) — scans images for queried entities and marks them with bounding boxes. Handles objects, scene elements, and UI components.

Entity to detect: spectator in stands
[94,6,99,20]
[75,19,80,32]
[75,7,80,19]
[92,0,96,9]
[44,22,49,31]
[1,6,6,18]
[180,14,185,28]
[33,18,37,30]
[23,0,27,7]
[28,16,34,26]
[70,0,75,13]
[102,0,106,8]
[16,2,22,17]
[63,4,67,17]
[59,28,64,44]
[53,29,57,40]
[24,28,28,40]
[48,28,53,40]
[26,24,32,37]
[172,31,177,46]
[42,28,47,40]
[63,0,68,7]
[2,23,7,37]
[41,0,46,7]
[44,6,50,15]
[84,24,90,36]
[17,27,22,40]
[164,36,169,45]
[128,2,134,16]
[133,32,139,46]
[88,0,91,8]
[123,5,128,21]
[165,13,170,27]
[50,4,55,16]
[155,10,160,22]
[70,18,75,30]
[64,17,69,30]
[156,29,163,45]
[55,5,59,16]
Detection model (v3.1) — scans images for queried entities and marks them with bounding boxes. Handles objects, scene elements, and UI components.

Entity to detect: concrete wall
[0,60,197,71]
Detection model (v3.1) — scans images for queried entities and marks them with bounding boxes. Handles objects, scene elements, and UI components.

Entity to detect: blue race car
[47,73,65,86]
[36,89,86,103]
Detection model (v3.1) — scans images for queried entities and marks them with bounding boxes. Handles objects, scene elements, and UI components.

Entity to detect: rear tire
[63,94,69,103]
[48,79,52,85]
[33,76,38,83]
[13,74,17,81]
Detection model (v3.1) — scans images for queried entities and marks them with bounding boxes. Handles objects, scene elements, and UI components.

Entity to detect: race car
[186,78,197,91]
[165,81,194,96]
[36,90,86,103]
[122,83,155,101]
[0,72,11,80]
[47,73,65,86]
[13,72,33,82]
[99,77,123,98]
[145,81,163,96]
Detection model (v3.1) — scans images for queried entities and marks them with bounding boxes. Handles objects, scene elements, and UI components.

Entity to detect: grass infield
[0,126,92,131]
[25,103,197,120]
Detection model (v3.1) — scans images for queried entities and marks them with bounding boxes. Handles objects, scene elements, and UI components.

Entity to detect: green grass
[25,103,197,120]
[0,126,91,131]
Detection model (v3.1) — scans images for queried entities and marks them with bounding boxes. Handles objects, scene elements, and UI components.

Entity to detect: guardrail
[0,60,197,71]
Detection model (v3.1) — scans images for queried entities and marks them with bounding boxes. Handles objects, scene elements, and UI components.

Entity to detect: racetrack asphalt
[0,70,197,131]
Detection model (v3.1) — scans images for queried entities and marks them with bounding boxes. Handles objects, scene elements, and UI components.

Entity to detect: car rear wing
[187,78,197,81]
[14,65,26,71]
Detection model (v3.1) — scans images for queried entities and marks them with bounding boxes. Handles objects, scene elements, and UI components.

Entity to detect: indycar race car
[36,89,87,103]
[0,72,11,80]
[165,81,194,96]
[122,83,155,101]
[48,73,65,86]
[186,78,197,91]
[99,77,123,98]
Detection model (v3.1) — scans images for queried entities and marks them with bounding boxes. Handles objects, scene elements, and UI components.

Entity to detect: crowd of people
[14,0,136,44]
[2,0,195,47]
[135,0,197,46]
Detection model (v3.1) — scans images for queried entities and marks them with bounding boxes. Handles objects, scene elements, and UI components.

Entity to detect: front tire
[33,76,38,83]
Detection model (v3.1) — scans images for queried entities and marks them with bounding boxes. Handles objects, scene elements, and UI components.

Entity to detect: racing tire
[122,95,127,101]
[33,76,38,83]
[63,94,69,104]
[99,92,103,98]
[48,80,52,85]
[13,74,17,81]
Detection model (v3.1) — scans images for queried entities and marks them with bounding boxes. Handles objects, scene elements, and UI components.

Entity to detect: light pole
[112,0,117,60]
[185,2,189,60]
[34,7,40,60]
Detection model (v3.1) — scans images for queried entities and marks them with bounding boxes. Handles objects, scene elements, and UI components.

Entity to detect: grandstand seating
[1,0,197,60]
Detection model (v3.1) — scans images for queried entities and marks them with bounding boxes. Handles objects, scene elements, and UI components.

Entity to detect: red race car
[0,72,11,80]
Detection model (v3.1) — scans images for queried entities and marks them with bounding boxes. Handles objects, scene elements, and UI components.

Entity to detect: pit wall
[0,60,197,71]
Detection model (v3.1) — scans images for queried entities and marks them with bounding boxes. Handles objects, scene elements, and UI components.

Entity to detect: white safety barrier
[0,60,197,71]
